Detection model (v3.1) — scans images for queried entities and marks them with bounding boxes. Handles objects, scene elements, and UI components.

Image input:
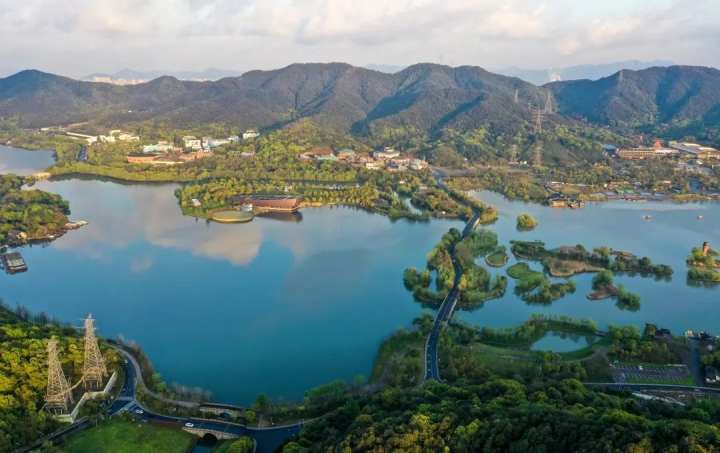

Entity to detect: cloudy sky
[0,0,718,77]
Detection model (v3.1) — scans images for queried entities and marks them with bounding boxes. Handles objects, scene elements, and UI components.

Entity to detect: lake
[458,190,720,335]
[1,145,719,404]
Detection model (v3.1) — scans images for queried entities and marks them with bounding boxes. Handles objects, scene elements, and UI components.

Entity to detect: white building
[373,147,400,160]
[183,137,202,150]
[243,130,260,140]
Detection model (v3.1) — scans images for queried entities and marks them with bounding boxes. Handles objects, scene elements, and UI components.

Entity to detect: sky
[0,0,718,78]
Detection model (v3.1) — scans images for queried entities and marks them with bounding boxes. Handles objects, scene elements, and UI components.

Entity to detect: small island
[506,262,576,304]
[687,243,720,284]
[510,240,673,279]
[485,246,509,268]
[516,213,538,231]
[588,270,642,311]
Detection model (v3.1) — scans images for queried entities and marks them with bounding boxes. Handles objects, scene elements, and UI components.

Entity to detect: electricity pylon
[45,338,73,413]
[509,144,519,163]
[82,314,107,390]
[533,107,544,134]
[533,143,543,168]
[543,91,554,114]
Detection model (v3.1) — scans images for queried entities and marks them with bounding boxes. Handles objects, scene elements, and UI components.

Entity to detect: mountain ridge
[1,63,719,146]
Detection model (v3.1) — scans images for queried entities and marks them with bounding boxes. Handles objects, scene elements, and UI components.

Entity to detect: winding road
[424,212,481,381]
[110,347,304,452]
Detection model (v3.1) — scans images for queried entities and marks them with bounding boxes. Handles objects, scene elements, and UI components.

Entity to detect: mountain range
[82,68,246,85]
[1,62,719,145]
[495,60,674,85]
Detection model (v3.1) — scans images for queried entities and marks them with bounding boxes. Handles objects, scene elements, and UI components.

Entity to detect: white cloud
[0,0,718,75]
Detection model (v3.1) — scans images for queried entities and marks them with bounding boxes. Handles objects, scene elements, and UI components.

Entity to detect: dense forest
[283,377,720,452]
[284,314,719,452]
[0,302,119,451]
[0,174,70,246]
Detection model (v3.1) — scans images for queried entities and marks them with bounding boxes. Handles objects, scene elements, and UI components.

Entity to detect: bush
[516,213,538,231]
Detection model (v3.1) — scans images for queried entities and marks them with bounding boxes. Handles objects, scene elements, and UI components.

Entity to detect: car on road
[185,422,194,428]
[135,409,144,414]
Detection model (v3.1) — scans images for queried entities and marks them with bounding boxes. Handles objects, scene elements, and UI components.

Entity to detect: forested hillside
[2,63,720,163]
[548,65,720,144]
[284,378,720,452]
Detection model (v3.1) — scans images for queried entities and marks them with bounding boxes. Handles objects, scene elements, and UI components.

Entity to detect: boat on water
[643,215,653,220]
[698,215,704,220]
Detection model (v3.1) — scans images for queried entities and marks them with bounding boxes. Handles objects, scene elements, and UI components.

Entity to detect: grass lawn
[62,419,195,453]
[485,247,508,268]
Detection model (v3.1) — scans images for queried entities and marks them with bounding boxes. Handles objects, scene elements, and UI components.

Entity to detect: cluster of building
[127,130,260,165]
[66,129,140,145]
[300,146,429,172]
[609,140,720,162]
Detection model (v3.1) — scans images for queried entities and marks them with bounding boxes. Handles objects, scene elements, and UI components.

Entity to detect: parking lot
[612,363,694,385]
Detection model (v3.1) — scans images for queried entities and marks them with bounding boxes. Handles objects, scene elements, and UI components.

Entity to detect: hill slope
[548,65,720,127]
[0,63,549,138]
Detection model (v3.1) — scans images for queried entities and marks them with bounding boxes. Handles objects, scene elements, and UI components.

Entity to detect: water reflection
[0,145,54,176]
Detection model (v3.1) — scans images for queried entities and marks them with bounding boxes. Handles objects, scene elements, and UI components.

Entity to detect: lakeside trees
[403,229,507,310]
[0,174,70,246]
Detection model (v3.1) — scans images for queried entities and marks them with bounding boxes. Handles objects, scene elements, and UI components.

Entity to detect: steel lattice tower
[82,314,107,389]
[45,338,73,413]
[533,143,543,168]
[544,91,554,114]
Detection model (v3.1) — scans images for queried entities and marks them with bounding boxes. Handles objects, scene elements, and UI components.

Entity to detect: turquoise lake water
[1,145,719,403]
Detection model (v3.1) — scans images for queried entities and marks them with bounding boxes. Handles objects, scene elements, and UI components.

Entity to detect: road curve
[424,212,481,381]
[110,346,304,452]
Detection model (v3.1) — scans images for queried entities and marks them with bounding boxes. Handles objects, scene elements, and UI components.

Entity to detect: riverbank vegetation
[510,240,673,279]
[506,262,576,304]
[588,270,642,311]
[606,325,684,364]
[484,246,508,267]
[471,315,598,349]
[403,229,507,310]
[516,213,538,231]
[288,317,719,453]
[0,174,70,246]
[0,302,120,451]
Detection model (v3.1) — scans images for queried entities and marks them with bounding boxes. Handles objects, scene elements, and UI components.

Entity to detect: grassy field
[62,419,195,453]
[485,247,509,268]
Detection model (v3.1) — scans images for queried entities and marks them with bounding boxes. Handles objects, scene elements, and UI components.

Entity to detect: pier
[1,251,28,274]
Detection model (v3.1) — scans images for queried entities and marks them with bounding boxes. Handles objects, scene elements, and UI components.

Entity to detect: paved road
[111,347,304,452]
[424,212,480,381]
